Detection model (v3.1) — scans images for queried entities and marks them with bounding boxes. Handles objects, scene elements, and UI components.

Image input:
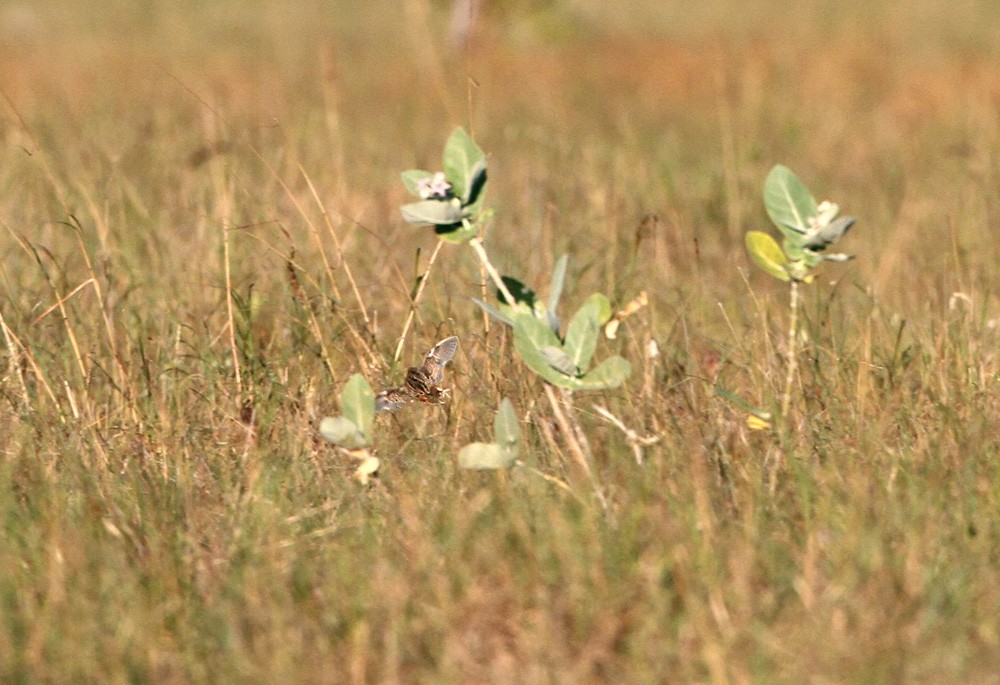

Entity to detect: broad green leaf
[493,398,519,455]
[763,165,818,240]
[546,254,569,332]
[319,416,367,449]
[513,314,578,388]
[458,442,517,470]
[782,236,805,262]
[539,345,580,376]
[401,199,465,226]
[341,373,375,442]
[574,355,632,390]
[401,169,433,196]
[745,231,791,282]
[563,293,610,372]
[513,311,561,349]
[442,127,485,202]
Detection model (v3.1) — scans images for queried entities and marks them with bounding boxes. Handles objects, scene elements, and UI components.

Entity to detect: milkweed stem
[780,279,800,419]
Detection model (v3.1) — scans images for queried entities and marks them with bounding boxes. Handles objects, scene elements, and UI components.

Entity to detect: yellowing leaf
[745,231,791,282]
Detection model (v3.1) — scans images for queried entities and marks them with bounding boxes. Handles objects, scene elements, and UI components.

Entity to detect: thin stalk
[781,279,800,419]
[20,236,88,384]
[300,167,373,329]
[71,223,133,421]
[0,307,32,410]
[468,236,516,306]
[393,239,445,363]
[543,384,608,512]
[223,225,243,397]
[514,461,580,501]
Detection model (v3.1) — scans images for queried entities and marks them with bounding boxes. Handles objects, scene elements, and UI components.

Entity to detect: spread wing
[420,336,459,385]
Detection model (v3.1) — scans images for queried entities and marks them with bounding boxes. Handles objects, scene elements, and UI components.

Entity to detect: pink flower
[417,172,452,200]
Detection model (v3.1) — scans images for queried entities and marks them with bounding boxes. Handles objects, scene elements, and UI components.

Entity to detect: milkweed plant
[742,164,858,423]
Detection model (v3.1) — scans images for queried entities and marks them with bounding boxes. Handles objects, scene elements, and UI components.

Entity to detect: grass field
[2,1,1000,682]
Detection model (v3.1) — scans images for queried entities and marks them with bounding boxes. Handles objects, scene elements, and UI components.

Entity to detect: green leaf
[471,297,515,327]
[401,169,433,196]
[563,293,610,373]
[458,442,517,470]
[493,398,519,455]
[401,199,465,226]
[341,373,375,443]
[782,236,806,262]
[745,231,791,282]
[513,314,578,388]
[442,127,485,203]
[513,312,561,349]
[763,165,818,241]
[802,250,824,269]
[574,355,631,390]
[546,254,569,332]
[319,416,367,449]
[539,345,580,376]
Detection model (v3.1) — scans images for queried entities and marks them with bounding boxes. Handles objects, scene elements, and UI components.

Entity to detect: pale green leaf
[763,165,818,241]
[319,416,367,449]
[574,355,632,390]
[513,314,577,388]
[458,442,517,470]
[539,345,580,376]
[341,373,375,442]
[493,398,519,454]
[513,311,561,349]
[471,297,515,327]
[442,127,485,202]
[546,254,569,332]
[400,199,465,226]
[563,293,610,373]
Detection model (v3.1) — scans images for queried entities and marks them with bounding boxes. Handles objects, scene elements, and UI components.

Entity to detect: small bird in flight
[375,336,459,413]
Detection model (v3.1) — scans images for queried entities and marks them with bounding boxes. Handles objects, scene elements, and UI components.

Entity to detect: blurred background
[3,0,1000,311]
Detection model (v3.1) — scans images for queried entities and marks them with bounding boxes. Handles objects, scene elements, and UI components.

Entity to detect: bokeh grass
[2,1,1000,682]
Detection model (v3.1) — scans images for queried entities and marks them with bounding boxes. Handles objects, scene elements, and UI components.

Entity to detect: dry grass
[1,1,1000,683]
